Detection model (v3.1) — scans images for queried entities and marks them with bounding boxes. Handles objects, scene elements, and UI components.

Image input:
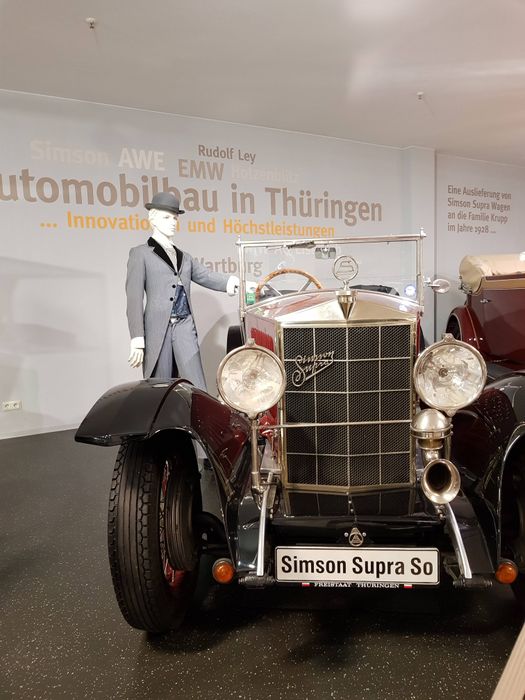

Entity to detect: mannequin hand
[226,276,258,295]
[226,275,239,296]
[128,337,145,368]
[128,348,144,368]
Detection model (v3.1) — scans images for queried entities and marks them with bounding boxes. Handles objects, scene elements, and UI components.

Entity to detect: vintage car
[446,252,525,372]
[76,233,525,634]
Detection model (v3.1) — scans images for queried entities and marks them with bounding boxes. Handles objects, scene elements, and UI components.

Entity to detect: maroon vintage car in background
[446,253,525,371]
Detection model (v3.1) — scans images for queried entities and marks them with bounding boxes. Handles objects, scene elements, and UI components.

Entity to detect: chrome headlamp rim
[413,335,487,415]
[217,341,286,418]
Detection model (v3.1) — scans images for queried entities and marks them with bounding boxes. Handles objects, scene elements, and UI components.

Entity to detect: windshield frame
[236,232,426,321]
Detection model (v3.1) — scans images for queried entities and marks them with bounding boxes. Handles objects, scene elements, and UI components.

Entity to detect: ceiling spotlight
[417,91,425,100]
[85,17,96,29]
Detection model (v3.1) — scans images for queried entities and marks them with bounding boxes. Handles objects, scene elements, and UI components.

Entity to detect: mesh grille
[283,323,414,490]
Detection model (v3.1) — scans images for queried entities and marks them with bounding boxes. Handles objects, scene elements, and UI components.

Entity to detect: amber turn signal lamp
[495,560,518,584]
[212,558,235,584]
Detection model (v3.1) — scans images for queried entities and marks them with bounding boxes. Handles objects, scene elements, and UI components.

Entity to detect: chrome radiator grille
[281,324,415,491]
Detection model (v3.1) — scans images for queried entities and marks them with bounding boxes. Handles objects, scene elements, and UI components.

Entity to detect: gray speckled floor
[0,430,522,700]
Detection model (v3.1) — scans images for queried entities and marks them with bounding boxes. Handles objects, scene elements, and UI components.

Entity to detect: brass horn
[421,458,460,505]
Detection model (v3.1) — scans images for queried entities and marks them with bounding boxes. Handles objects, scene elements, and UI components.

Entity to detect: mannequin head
[148,208,179,239]
[145,191,185,241]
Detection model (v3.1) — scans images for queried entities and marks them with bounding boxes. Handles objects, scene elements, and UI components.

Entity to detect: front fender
[451,374,525,563]
[451,373,525,477]
[451,385,516,481]
[75,378,251,482]
[495,422,525,563]
[490,371,525,423]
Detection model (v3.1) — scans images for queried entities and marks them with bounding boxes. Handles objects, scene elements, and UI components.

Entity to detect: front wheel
[107,437,202,633]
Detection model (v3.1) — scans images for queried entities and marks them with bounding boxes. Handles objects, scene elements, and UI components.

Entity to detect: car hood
[246,288,421,325]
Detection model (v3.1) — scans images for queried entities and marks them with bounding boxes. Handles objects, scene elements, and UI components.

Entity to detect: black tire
[446,316,462,341]
[226,324,244,353]
[107,437,202,633]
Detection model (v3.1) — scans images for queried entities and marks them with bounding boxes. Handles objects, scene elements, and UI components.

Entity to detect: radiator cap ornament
[333,256,358,319]
[333,255,359,283]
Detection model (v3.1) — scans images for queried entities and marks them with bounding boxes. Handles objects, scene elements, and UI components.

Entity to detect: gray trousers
[152,316,207,390]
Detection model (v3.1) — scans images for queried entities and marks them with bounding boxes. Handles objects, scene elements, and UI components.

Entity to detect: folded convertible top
[459,253,525,292]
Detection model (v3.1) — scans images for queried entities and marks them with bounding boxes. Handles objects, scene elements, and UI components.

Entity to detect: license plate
[275,547,440,585]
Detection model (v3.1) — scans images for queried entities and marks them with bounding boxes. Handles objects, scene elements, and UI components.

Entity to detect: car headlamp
[217,341,286,418]
[413,335,486,415]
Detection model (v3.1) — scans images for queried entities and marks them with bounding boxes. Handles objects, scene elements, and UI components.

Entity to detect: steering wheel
[255,267,324,301]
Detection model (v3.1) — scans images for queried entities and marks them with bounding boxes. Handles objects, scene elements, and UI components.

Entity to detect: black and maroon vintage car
[76,234,525,634]
[446,252,525,371]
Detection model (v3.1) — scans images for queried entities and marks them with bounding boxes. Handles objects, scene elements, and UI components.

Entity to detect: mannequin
[126,191,245,390]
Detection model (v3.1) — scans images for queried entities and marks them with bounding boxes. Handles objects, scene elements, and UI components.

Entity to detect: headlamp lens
[217,343,285,417]
[414,337,486,414]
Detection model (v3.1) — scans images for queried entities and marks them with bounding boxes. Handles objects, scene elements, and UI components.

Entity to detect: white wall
[7,90,524,438]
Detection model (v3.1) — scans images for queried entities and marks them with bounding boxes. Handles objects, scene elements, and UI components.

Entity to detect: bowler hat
[145,191,185,215]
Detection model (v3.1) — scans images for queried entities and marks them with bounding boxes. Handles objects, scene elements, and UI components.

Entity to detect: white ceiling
[1,0,525,166]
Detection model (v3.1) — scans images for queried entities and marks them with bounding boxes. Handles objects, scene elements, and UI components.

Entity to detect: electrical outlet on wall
[2,400,21,411]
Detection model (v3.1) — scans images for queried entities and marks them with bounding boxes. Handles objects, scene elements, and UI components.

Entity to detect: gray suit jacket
[126,237,229,378]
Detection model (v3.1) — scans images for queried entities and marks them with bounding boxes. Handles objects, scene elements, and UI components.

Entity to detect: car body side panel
[475,277,525,364]
[452,273,525,366]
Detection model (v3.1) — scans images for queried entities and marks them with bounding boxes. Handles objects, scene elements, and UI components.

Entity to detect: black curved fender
[491,371,525,423]
[75,378,251,486]
[479,372,525,524]
[451,372,525,562]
